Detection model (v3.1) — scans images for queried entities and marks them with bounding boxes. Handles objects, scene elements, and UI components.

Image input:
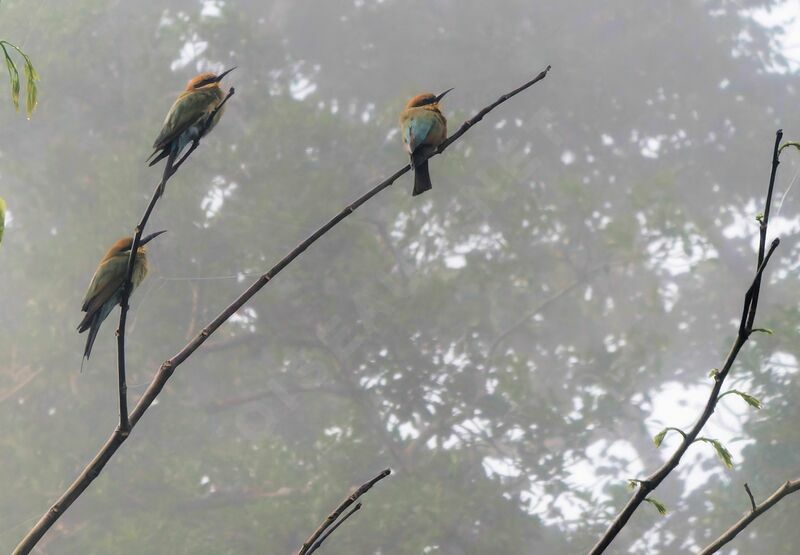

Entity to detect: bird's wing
[80,255,127,315]
[405,114,436,154]
[152,89,216,150]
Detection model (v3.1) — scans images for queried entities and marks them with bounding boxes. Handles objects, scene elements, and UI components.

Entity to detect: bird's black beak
[140,230,167,246]
[435,88,453,103]
[214,67,237,82]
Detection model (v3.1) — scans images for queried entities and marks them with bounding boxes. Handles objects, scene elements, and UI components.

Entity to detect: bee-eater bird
[399,88,452,196]
[147,67,235,196]
[77,230,166,364]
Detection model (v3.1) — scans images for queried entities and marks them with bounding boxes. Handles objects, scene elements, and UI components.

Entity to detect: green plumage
[151,86,226,154]
[77,237,150,361]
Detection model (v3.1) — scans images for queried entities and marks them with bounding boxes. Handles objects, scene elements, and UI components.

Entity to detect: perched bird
[399,89,452,196]
[77,231,166,365]
[147,67,235,196]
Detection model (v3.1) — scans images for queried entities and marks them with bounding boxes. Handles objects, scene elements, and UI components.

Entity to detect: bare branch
[13,69,550,554]
[698,479,800,554]
[115,86,237,434]
[307,503,362,554]
[744,483,756,513]
[299,468,391,555]
[11,87,237,555]
[487,260,616,360]
[588,130,784,555]
[744,128,782,332]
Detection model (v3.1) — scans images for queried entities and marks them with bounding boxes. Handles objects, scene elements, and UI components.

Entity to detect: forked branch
[588,129,784,554]
[698,478,800,554]
[13,68,550,554]
[298,468,392,555]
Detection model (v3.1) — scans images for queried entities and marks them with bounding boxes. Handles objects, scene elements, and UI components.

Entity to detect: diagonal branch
[697,478,800,554]
[486,260,617,361]
[307,503,362,554]
[587,130,784,555]
[13,69,550,554]
[299,468,391,555]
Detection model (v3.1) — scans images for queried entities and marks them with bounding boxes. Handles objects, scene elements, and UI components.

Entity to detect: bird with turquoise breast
[77,231,166,365]
[147,67,235,196]
[399,88,452,196]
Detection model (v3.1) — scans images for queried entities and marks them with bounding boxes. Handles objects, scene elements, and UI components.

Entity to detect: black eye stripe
[194,77,216,88]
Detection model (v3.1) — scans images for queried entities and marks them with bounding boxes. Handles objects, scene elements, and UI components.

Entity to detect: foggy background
[1,0,800,553]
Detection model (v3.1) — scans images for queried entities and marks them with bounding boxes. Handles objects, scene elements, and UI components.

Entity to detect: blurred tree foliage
[1,0,799,553]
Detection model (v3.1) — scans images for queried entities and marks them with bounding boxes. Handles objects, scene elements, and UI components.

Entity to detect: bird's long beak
[214,67,237,82]
[140,230,167,246]
[435,88,454,103]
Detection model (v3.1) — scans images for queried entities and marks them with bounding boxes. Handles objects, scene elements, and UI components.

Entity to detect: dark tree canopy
[1,1,799,553]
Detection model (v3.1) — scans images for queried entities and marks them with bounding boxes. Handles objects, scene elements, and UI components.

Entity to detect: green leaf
[2,44,20,111]
[0,42,38,117]
[709,368,719,379]
[751,327,773,335]
[644,497,668,515]
[723,390,762,409]
[697,437,734,469]
[779,141,800,155]
[652,427,685,447]
[22,56,38,118]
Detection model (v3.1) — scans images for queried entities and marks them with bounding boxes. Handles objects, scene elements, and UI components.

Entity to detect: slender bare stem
[744,483,756,512]
[13,70,549,554]
[698,479,800,554]
[487,260,615,361]
[588,130,784,555]
[299,469,391,555]
[744,129,782,332]
[114,87,236,434]
[307,504,362,554]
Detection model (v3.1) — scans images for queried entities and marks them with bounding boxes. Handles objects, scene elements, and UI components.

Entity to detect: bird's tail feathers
[77,310,93,333]
[147,148,169,167]
[82,314,102,362]
[412,157,433,196]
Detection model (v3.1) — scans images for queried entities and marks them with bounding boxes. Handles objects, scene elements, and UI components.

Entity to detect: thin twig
[299,469,391,555]
[745,129,782,332]
[13,70,550,554]
[744,483,756,513]
[486,260,615,361]
[114,86,236,434]
[307,503,362,555]
[588,130,783,555]
[698,478,800,554]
